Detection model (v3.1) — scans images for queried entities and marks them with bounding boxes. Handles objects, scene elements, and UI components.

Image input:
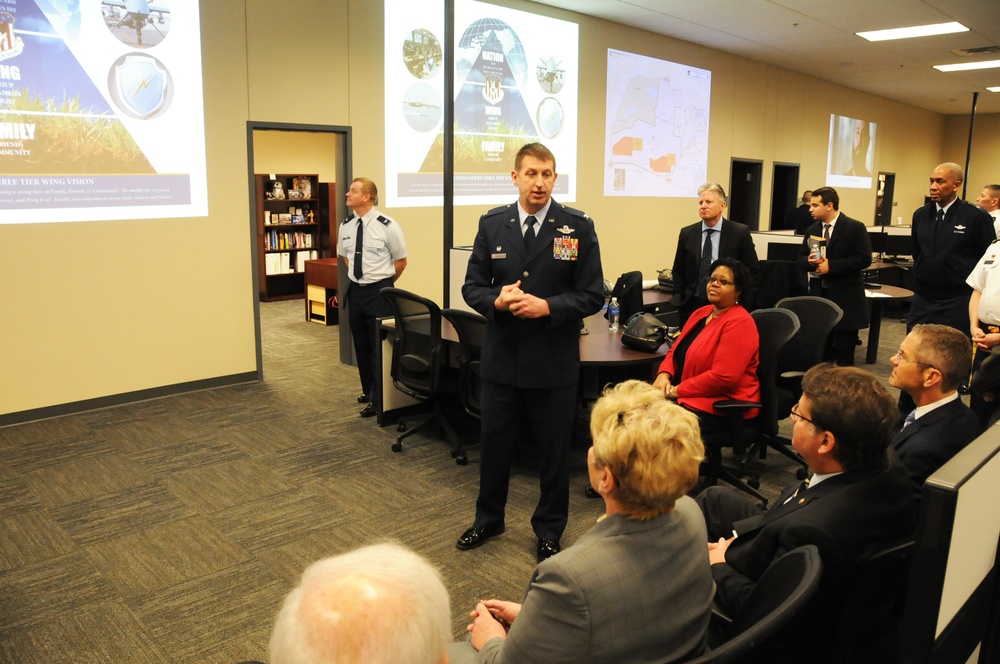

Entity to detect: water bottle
[608,297,620,332]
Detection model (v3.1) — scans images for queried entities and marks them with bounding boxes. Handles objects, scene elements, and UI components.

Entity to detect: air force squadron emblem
[0,12,25,62]
[483,74,504,105]
[110,54,171,119]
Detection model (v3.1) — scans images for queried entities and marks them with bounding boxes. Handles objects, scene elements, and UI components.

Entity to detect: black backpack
[605,271,644,323]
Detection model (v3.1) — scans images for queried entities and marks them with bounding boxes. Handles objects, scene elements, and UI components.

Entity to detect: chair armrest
[713,399,762,412]
[780,370,805,380]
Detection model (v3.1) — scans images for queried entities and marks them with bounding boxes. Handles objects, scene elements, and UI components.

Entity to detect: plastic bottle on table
[608,297,620,332]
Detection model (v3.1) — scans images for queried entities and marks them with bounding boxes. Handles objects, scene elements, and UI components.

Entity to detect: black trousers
[474,379,577,541]
[346,278,394,402]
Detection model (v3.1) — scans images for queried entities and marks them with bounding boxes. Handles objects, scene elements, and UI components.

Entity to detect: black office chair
[683,544,823,663]
[737,296,843,477]
[829,540,914,662]
[706,308,800,508]
[441,308,487,465]
[380,287,460,456]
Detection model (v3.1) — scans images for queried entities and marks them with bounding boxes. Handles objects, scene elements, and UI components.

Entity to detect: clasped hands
[495,280,550,318]
[465,599,521,650]
[971,326,999,351]
[707,536,734,565]
[809,256,830,275]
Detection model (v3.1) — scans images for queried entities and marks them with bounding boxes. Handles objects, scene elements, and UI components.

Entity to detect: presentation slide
[825,114,876,189]
[0,0,207,225]
[604,48,711,198]
[384,0,578,208]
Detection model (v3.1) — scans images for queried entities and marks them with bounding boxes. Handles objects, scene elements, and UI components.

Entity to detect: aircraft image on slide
[102,0,170,47]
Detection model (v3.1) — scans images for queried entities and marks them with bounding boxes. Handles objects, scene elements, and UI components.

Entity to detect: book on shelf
[280,252,290,274]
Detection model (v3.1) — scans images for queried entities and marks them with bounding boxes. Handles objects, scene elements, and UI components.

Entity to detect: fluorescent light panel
[857,21,967,42]
[934,59,1000,72]
[988,86,1000,92]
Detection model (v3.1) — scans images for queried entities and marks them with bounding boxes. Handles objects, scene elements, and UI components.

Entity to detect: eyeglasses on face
[892,350,932,368]
[707,276,733,287]
[790,403,818,426]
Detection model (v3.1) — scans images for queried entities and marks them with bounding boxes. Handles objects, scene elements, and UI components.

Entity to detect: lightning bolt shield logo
[110,54,170,119]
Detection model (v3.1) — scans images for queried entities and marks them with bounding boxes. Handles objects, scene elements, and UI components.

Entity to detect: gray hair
[697,182,727,203]
[269,543,450,664]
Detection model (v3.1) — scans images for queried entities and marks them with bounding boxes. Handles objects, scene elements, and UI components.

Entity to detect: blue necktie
[524,215,537,250]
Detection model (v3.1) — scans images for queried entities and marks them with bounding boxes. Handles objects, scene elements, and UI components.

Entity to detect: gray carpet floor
[0,298,909,662]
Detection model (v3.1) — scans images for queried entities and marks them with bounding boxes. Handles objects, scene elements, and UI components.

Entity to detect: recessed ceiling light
[988,86,1000,93]
[856,22,968,42]
[934,59,1000,72]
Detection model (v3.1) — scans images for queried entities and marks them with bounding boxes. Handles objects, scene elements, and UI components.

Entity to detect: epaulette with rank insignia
[481,204,512,220]
[377,215,391,226]
[559,204,589,220]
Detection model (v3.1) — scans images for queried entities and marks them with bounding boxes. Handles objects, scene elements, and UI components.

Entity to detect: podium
[304,258,339,325]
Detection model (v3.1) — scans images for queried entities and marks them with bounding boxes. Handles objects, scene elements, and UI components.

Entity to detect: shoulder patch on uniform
[377,214,391,226]
[560,205,589,220]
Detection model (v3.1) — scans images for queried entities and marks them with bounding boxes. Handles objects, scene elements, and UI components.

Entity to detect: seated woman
[653,257,760,436]
[449,380,714,664]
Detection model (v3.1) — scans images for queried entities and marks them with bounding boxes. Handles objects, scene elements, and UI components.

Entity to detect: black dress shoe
[584,486,600,499]
[537,538,561,562]
[360,403,377,418]
[357,394,369,404]
[456,524,505,550]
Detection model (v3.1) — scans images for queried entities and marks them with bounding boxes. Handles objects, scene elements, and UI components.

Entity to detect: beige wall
[944,113,1000,197]
[0,0,994,420]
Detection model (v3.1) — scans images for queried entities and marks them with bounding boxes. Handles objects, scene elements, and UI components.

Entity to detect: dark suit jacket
[713,463,916,616]
[671,218,760,307]
[797,214,872,330]
[911,199,995,300]
[453,499,714,664]
[463,199,604,389]
[892,397,980,497]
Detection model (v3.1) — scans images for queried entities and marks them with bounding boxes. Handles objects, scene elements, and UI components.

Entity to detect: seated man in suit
[451,380,714,664]
[889,324,980,496]
[263,543,450,664]
[796,186,872,366]
[697,364,916,657]
[671,182,760,325]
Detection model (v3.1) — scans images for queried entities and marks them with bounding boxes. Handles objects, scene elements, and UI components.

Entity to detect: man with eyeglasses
[696,364,915,658]
[889,324,980,497]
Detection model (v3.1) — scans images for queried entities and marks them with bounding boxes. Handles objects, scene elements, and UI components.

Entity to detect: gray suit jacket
[450,497,713,664]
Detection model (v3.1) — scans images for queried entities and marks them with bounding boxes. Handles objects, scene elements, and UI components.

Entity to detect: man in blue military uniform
[456,143,604,562]
[337,177,408,417]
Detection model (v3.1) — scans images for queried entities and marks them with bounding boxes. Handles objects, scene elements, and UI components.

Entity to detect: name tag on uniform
[492,252,507,260]
[553,237,578,261]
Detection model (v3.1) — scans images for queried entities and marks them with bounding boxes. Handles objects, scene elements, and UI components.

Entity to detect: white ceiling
[525,0,1000,115]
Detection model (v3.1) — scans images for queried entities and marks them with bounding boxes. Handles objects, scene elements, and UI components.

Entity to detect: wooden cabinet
[255,174,335,301]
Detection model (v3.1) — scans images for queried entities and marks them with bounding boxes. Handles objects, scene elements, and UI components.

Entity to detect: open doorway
[247,121,353,377]
[729,159,763,231]
[875,172,896,227]
[770,163,800,231]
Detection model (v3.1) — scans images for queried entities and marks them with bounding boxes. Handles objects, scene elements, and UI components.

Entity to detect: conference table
[864,284,914,364]
[375,289,674,424]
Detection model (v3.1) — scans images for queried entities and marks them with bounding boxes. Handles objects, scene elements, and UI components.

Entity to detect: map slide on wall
[604,49,710,198]
[0,0,206,224]
[384,0,578,208]
[825,113,876,190]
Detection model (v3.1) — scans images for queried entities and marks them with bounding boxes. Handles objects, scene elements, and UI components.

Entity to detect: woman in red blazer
[653,257,760,436]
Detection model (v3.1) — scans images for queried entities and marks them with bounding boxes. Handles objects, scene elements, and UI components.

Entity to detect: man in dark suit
[788,189,814,235]
[456,143,604,562]
[889,324,980,497]
[909,162,995,335]
[671,182,760,325]
[697,364,916,657]
[796,186,872,366]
